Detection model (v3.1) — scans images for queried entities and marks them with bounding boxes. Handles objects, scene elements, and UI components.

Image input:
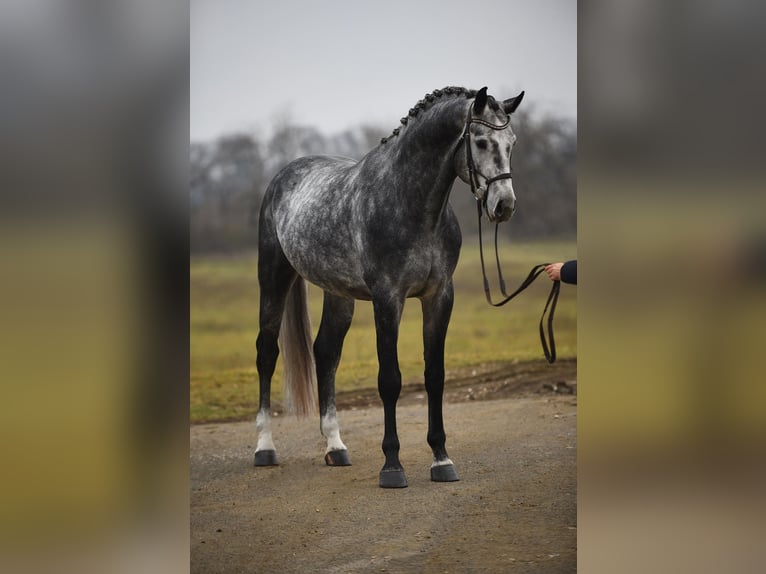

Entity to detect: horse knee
[424,365,445,391]
[377,365,402,394]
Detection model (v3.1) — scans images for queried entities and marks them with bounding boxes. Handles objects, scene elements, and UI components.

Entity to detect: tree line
[190,111,575,253]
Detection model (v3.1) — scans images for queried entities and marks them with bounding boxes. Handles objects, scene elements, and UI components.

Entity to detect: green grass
[191,241,577,422]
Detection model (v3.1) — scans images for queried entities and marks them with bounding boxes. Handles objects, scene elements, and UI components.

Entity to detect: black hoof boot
[324,449,352,466]
[254,450,278,466]
[379,467,408,488]
[431,463,459,482]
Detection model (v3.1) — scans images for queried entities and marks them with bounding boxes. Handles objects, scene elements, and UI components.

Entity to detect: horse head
[455,87,524,223]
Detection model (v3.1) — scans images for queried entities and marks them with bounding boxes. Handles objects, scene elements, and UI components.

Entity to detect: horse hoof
[431,464,459,482]
[379,468,408,488]
[325,450,352,466]
[254,450,278,466]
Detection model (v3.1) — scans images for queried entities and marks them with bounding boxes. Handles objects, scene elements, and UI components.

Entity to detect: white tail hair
[279,277,318,417]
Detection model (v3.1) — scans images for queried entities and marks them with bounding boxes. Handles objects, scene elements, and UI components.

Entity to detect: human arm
[545,260,577,285]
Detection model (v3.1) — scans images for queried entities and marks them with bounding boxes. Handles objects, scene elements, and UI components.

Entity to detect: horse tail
[279,277,318,417]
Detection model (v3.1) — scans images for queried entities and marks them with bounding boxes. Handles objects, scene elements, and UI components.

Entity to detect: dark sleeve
[560,260,577,285]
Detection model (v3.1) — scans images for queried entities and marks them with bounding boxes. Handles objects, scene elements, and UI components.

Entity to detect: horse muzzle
[486,195,516,223]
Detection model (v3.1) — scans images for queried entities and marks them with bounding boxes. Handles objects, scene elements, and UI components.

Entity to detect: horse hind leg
[254,240,297,467]
[421,282,459,482]
[254,310,285,466]
[314,292,355,466]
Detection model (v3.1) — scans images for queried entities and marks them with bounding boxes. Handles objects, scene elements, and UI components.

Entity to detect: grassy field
[190,240,576,423]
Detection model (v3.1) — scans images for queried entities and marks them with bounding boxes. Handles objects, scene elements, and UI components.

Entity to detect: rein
[461,103,561,364]
[476,200,560,363]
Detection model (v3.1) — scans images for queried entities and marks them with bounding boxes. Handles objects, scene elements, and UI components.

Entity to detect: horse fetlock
[321,413,348,452]
[427,430,447,449]
[255,410,277,455]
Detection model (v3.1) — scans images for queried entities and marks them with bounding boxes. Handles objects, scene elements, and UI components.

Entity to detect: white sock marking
[255,410,276,452]
[321,409,347,454]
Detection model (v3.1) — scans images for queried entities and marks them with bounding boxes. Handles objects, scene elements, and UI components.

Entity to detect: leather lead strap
[477,198,560,364]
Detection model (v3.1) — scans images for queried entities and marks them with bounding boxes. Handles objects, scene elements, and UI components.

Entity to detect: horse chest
[363,236,452,298]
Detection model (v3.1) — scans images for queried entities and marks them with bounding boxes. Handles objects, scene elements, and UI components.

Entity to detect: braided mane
[380,86,501,144]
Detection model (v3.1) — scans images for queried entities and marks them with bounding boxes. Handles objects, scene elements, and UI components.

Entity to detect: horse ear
[502,91,525,114]
[474,87,488,114]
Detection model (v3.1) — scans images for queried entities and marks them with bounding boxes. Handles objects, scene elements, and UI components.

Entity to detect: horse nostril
[493,198,516,220]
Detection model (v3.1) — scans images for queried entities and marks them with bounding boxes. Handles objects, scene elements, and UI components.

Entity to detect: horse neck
[365,98,469,227]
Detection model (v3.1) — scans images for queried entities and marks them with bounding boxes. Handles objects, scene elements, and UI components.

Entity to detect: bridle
[460,102,514,210]
[460,101,561,364]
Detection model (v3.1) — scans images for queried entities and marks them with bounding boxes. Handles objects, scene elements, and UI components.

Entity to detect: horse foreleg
[314,292,355,466]
[372,292,407,488]
[422,282,459,482]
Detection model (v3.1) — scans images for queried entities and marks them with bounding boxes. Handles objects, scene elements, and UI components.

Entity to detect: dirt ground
[191,359,576,573]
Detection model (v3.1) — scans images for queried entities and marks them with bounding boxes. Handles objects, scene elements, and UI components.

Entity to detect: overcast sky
[191,0,576,142]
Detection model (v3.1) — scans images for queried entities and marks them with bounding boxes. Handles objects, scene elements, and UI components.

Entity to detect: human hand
[545,262,563,281]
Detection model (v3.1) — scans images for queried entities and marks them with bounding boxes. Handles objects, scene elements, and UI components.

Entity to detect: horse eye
[475,140,488,150]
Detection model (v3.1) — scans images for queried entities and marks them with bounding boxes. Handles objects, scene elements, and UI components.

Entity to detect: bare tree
[190,112,575,253]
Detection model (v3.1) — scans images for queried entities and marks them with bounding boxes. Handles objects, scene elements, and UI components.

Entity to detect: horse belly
[278,224,370,299]
[297,254,371,300]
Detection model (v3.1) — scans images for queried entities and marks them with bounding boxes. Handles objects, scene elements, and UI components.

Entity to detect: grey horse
[254,86,524,488]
